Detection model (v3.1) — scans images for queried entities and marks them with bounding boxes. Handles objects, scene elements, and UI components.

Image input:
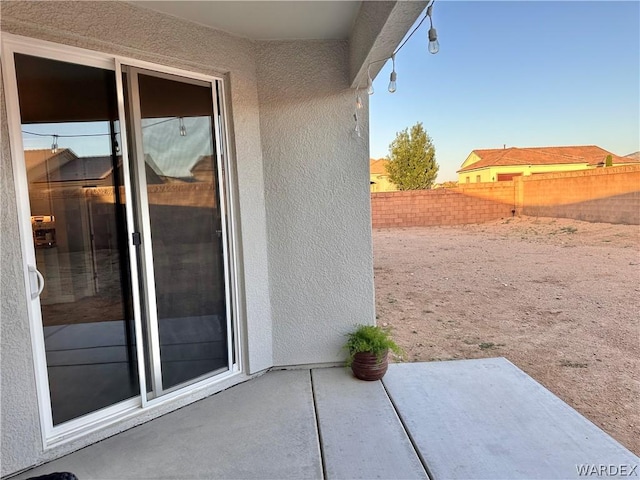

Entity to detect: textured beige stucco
[256,40,375,367]
[0,58,45,480]
[1,1,271,475]
[1,0,380,475]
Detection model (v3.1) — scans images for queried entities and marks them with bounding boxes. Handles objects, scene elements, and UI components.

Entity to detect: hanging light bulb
[367,65,374,95]
[355,92,363,110]
[388,54,397,93]
[179,117,187,137]
[427,3,439,54]
[428,27,439,54]
[388,71,397,93]
[51,135,58,154]
[353,113,362,138]
[112,133,121,154]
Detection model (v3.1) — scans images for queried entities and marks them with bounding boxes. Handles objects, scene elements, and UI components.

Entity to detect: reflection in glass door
[12,50,233,429]
[124,68,230,396]
[14,53,138,425]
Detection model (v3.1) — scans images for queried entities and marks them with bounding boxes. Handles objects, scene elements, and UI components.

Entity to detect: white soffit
[128,1,363,40]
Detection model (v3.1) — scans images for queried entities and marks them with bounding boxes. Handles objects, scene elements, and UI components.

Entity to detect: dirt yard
[373,216,639,454]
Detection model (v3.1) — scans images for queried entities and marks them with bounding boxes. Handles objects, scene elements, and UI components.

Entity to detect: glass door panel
[128,69,229,393]
[14,53,139,425]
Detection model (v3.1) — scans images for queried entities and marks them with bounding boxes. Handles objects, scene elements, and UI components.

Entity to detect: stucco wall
[256,41,376,367]
[1,1,272,475]
[0,60,45,480]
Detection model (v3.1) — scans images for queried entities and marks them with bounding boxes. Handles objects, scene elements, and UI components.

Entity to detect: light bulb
[367,77,374,95]
[51,135,58,154]
[428,27,439,54]
[179,117,187,137]
[356,93,363,110]
[388,71,397,93]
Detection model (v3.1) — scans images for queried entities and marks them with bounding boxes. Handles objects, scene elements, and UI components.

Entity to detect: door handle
[28,265,45,299]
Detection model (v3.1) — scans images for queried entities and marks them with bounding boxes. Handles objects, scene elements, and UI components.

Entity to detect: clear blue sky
[369,1,640,182]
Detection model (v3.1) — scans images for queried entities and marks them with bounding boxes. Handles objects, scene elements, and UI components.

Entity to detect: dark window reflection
[137,73,228,390]
[15,54,138,425]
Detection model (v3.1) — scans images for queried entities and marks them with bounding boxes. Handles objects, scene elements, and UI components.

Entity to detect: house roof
[458,145,635,173]
[370,158,389,175]
[27,149,165,185]
[24,148,76,171]
[35,155,116,183]
[626,151,640,160]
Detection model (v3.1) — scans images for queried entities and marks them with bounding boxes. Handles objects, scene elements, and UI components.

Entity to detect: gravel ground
[373,216,639,454]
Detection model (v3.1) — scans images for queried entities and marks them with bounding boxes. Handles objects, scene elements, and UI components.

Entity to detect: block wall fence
[371,165,640,227]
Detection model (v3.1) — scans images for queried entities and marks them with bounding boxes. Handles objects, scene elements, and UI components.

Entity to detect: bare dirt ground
[373,216,639,454]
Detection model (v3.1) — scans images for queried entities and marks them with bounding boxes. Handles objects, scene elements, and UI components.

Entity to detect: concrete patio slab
[14,370,322,480]
[383,358,639,480]
[312,367,427,480]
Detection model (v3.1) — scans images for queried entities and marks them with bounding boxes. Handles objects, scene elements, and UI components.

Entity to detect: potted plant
[344,324,403,381]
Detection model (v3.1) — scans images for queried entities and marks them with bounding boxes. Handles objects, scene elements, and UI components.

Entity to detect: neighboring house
[458,145,639,183]
[0,1,427,476]
[370,158,397,192]
[625,151,640,161]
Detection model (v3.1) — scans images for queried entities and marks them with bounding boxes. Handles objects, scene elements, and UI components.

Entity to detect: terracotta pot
[351,350,388,381]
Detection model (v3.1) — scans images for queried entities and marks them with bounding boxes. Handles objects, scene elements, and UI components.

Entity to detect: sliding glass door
[124,67,231,396]
[11,49,233,429]
[15,53,138,426]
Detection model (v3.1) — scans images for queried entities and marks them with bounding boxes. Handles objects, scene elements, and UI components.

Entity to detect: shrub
[344,324,403,366]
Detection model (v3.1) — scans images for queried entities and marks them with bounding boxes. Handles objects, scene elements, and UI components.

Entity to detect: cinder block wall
[371,165,640,227]
[520,165,640,224]
[371,187,515,228]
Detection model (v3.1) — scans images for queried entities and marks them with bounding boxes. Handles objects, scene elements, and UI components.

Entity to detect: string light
[388,54,397,93]
[356,0,438,99]
[22,116,188,149]
[427,3,439,54]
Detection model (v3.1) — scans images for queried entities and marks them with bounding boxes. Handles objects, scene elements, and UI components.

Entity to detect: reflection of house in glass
[27,146,223,312]
[24,147,226,424]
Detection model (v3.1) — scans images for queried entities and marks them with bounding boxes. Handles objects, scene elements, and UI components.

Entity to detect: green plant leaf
[343,324,404,366]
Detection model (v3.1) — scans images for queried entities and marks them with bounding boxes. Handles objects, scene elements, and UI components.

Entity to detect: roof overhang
[128,1,428,88]
[128,1,363,41]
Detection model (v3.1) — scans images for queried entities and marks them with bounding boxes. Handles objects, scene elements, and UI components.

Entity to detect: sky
[369,1,640,182]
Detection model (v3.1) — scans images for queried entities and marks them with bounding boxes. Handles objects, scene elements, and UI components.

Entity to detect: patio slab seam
[309,368,328,480]
[380,377,435,480]
[311,367,428,480]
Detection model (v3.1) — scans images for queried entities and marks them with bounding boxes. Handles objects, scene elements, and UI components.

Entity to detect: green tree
[605,154,613,167]
[385,122,439,190]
